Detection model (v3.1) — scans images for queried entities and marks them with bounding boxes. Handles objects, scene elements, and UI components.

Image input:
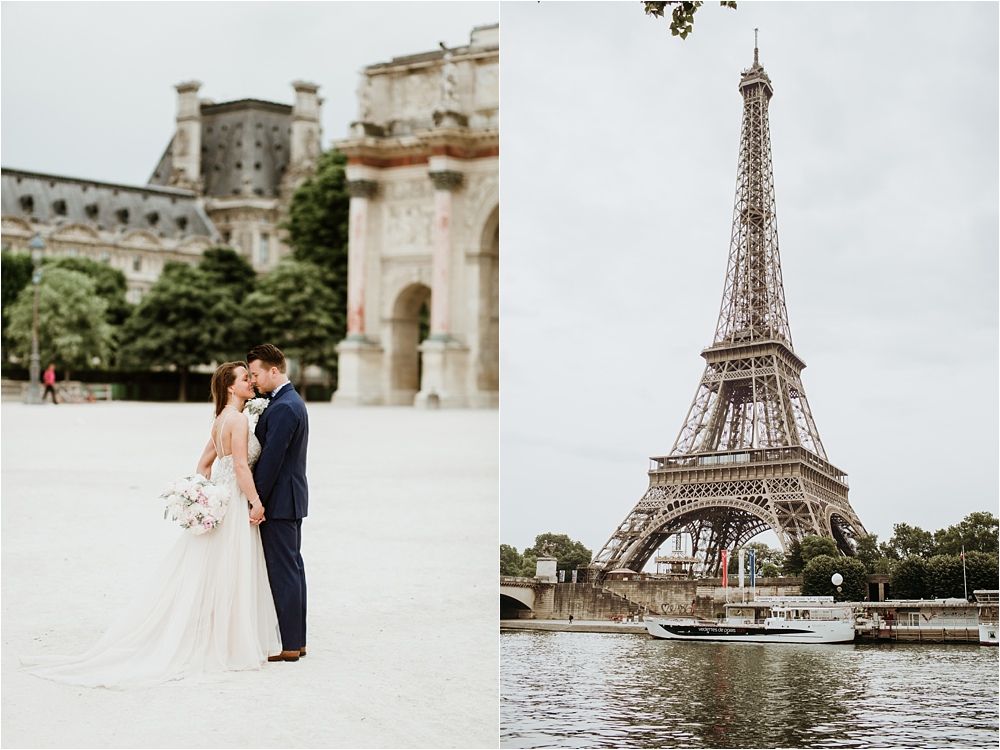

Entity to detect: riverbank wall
[512,578,804,621]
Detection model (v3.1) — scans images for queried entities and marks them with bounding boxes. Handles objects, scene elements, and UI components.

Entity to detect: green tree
[47,256,130,326]
[885,523,935,560]
[643,1,737,39]
[889,555,929,600]
[965,551,999,596]
[500,544,524,576]
[197,247,258,361]
[854,534,886,574]
[932,512,999,557]
[119,261,224,401]
[280,149,350,359]
[926,554,966,599]
[782,535,838,575]
[6,267,114,377]
[244,260,344,390]
[1,250,35,361]
[522,533,593,574]
[801,554,867,601]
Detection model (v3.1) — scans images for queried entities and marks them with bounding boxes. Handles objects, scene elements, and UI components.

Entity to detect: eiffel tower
[591,39,867,581]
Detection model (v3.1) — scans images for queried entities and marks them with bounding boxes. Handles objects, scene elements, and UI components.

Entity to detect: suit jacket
[253,384,309,519]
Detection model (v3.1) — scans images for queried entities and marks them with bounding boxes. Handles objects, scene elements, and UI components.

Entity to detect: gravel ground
[2,401,498,749]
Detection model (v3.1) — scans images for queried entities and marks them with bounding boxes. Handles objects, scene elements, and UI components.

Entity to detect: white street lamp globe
[831,573,843,586]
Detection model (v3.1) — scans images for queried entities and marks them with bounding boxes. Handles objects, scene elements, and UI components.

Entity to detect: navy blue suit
[253,382,309,651]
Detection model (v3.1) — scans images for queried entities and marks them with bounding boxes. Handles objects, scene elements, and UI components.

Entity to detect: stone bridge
[500,576,547,618]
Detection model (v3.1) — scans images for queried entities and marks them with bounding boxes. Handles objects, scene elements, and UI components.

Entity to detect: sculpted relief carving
[385,204,432,251]
[397,73,438,120]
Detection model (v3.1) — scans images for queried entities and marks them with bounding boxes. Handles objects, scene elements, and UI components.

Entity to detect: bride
[21,362,282,688]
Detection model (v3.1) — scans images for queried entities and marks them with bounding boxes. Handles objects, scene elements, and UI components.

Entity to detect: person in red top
[42,364,58,404]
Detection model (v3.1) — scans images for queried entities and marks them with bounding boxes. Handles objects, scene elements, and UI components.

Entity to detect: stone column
[333,178,383,406]
[172,81,202,191]
[345,179,378,339]
[427,169,462,339]
[415,168,469,408]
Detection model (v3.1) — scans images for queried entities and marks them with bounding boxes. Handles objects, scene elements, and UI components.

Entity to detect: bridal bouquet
[245,397,269,429]
[161,474,228,535]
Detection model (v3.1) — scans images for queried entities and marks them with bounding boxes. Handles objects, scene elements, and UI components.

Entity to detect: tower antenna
[754,28,759,65]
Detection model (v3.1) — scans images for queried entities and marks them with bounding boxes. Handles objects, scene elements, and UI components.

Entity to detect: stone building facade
[1,169,218,303]
[1,81,322,301]
[148,80,323,273]
[333,24,499,408]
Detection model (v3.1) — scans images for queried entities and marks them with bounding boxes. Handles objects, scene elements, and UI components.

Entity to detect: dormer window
[175,216,188,231]
[116,208,129,224]
[20,195,34,213]
[85,203,99,220]
[53,199,68,216]
[146,211,160,227]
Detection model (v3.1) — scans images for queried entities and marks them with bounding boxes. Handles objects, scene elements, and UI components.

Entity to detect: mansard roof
[1,168,218,240]
[147,97,293,199]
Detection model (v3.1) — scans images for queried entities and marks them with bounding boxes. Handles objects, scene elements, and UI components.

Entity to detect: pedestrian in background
[42,364,58,404]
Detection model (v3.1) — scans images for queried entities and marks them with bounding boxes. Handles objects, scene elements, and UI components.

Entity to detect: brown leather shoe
[299,647,307,657]
[268,650,300,662]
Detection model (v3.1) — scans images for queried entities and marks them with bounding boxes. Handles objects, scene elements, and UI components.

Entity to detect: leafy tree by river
[501,534,593,578]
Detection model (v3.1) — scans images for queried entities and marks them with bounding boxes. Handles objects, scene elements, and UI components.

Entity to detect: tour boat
[975,590,999,646]
[645,596,856,644]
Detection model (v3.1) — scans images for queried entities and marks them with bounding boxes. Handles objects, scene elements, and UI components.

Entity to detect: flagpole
[962,545,968,600]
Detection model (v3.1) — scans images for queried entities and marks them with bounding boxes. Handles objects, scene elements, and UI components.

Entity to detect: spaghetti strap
[214,410,234,458]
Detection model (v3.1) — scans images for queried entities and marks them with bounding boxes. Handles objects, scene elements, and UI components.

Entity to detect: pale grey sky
[1,1,498,184]
[499,1,999,559]
[2,1,997,565]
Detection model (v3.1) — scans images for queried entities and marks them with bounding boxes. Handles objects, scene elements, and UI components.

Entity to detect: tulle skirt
[21,464,281,689]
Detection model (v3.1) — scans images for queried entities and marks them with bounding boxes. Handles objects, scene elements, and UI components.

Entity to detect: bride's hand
[249,498,265,524]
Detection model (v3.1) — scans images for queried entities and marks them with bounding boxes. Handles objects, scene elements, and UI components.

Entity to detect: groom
[247,344,309,663]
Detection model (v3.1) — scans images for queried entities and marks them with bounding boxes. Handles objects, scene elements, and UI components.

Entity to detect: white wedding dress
[21,411,281,689]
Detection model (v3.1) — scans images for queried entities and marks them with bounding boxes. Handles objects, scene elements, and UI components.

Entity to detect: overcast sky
[0,1,498,184]
[499,1,999,560]
[2,2,997,565]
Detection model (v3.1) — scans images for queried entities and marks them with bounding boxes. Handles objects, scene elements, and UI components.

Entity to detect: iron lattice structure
[591,45,867,580]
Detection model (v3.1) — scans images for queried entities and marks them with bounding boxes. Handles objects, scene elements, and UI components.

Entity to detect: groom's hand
[249,500,265,524]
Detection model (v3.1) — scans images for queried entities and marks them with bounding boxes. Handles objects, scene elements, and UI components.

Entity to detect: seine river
[500,631,999,748]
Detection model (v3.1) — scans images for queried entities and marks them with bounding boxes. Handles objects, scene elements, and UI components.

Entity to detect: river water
[500,630,999,748]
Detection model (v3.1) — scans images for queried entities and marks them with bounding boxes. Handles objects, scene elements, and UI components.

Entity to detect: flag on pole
[721,549,728,588]
[748,548,756,587]
[738,548,745,589]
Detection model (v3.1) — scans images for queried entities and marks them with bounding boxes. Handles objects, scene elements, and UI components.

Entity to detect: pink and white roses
[160,474,228,535]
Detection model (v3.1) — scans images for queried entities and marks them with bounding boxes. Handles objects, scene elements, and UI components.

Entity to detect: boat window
[802,611,809,619]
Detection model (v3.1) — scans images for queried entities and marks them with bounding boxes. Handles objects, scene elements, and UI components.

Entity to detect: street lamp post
[26,233,45,404]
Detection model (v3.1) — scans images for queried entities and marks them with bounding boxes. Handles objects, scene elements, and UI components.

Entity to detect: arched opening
[501,594,532,620]
[388,282,431,405]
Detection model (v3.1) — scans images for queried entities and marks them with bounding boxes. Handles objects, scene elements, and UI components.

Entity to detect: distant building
[334,24,499,408]
[1,169,218,303]
[1,81,322,300]
[148,80,323,273]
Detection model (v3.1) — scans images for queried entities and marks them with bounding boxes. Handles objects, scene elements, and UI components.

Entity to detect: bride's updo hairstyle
[210,361,248,416]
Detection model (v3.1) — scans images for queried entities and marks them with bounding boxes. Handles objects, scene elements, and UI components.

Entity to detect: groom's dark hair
[247,343,286,373]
